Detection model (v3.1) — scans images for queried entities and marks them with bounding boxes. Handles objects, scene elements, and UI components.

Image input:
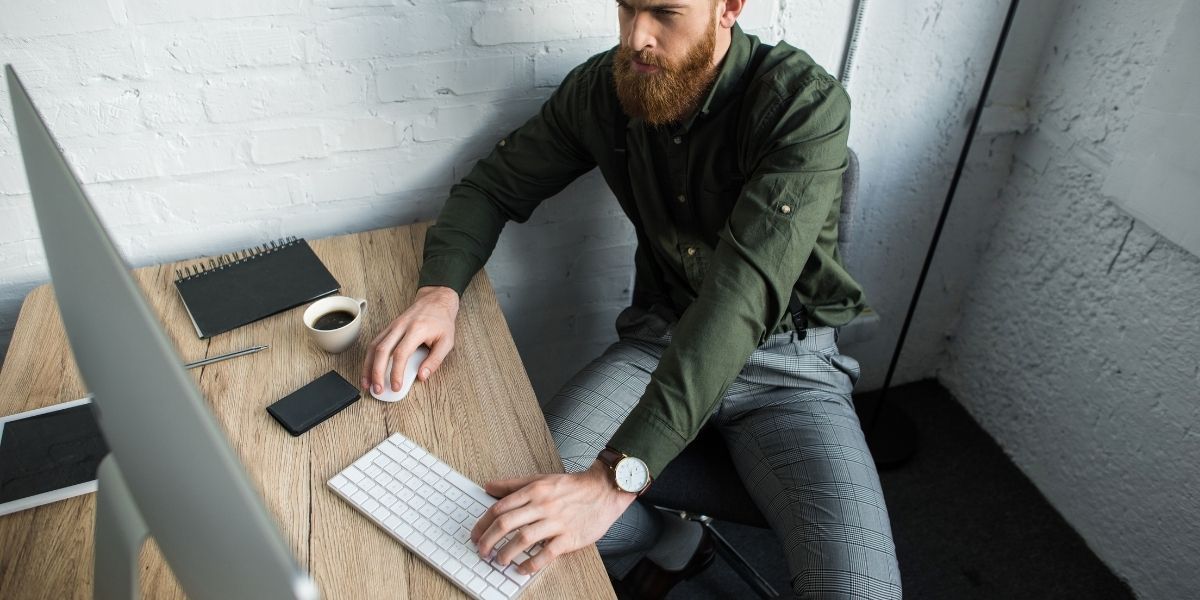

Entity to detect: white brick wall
[0,0,1003,409]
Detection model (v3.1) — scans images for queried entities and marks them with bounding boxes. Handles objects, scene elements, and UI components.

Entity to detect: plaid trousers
[542,306,902,599]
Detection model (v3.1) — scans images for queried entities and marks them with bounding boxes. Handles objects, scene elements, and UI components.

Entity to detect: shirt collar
[675,22,755,134]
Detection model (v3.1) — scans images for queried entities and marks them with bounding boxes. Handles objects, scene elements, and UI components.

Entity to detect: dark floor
[664,380,1136,599]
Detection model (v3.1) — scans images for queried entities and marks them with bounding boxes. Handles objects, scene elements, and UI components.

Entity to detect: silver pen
[69,345,269,404]
[184,344,269,369]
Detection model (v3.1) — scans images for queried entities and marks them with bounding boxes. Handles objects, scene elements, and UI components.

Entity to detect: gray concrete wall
[942,0,1200,597]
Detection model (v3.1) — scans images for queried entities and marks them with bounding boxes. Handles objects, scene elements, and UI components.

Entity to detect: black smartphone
[266,370,360,436]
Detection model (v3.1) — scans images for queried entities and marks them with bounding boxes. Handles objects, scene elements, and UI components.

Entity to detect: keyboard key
[504,563,530,585]
[418,539,437,555]
[431,549,450,566]
[444,486,462,501]
[381,493,397,507]
[467,502,486,518]
[371,506,390,521]
[432,462,452,477]
[384,515,402,530]
[362,499,380,513]
[486,571,507,588]
[467,576,487,594]
[330,475,350,490]
[482,588,506,600]
[452,509,470,523]
[473,562,492,578]
[419,453,437,467]
[499,580,518,596]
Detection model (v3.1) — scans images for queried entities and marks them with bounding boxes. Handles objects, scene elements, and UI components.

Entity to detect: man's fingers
[477,505,541,559]
[388,335,426,392]
[483,476,539,499]
[368,324,406,394]
[496,521,554,567]
[418,334,454,381]
[471,478,538,543]
[519,537,566,575]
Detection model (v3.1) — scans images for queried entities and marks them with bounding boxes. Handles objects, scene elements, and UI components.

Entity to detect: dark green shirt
[418,25,864,477]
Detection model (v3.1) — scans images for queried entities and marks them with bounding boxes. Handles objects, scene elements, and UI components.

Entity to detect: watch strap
[597,447,625,470]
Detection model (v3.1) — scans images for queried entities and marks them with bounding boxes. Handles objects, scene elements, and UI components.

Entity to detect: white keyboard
[329,432,541,600]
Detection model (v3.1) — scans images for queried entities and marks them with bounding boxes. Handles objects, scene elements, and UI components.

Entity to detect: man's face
[613,0,721,126]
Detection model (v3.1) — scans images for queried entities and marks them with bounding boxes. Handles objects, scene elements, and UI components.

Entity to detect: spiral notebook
[174,237,340,339]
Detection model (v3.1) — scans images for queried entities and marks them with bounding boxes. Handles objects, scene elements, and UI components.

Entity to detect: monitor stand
[94,456,148,600]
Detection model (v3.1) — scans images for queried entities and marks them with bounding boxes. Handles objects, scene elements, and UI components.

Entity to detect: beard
[612,22,719,126]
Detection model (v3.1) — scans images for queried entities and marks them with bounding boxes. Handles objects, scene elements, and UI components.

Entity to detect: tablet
[0,397,108,517]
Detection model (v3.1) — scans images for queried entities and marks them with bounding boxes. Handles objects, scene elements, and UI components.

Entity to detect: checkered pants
[542,306,902,599]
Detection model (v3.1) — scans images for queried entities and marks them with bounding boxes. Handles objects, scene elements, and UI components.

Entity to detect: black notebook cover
[174,238,340,338]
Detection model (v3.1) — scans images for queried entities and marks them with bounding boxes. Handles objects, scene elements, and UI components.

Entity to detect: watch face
[614,457,650,493]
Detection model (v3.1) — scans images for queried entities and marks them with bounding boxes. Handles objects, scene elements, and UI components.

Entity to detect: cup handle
[357,298,369,314]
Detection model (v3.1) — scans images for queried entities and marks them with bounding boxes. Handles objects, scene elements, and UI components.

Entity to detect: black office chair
[641,149,870,599]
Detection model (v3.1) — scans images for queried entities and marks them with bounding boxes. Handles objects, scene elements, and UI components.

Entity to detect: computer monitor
[6,65,318,600]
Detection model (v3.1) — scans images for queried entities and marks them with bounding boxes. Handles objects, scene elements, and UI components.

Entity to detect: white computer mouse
[371,346,430,402]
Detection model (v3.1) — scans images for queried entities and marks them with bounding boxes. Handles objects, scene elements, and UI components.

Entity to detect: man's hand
[471,460,637,576]
[361,286,459,395]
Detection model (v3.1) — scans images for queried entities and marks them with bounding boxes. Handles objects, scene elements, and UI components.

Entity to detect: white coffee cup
[303,296,368,354]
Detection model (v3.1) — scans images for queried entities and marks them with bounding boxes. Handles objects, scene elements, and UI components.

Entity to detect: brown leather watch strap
[597,447,625,469]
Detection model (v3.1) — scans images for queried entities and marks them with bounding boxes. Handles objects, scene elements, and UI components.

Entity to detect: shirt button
[498,139,507,147]
[673,136,682,145]
[780,204,792,214]
[686,247,697,256]
[677,194,686,203]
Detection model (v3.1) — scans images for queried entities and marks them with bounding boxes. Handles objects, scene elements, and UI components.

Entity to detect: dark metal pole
[866,0,1023,453]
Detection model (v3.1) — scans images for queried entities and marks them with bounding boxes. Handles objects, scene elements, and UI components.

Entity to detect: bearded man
[363,0,902,597]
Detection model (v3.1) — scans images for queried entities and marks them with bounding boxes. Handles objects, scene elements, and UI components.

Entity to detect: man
[363,0,902,597]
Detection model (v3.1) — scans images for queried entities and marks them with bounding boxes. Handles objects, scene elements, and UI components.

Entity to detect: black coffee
[313,310,356,330]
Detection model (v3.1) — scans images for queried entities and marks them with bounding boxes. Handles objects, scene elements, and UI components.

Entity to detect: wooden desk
[0,223,615,600]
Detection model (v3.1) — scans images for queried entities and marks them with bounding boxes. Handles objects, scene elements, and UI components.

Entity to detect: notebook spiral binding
[174,236,301,283]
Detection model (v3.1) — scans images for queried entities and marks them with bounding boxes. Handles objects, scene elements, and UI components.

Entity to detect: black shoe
[621,526,716,600]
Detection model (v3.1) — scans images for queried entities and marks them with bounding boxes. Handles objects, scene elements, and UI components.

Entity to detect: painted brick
[64,137,160,183]
[251,126,327,165]
[71,31,146,81]
[305,165,381,203]
[333,118,399,152]
[1,43,77,89]
[377,56,521,102]
[313,13,460,61]
[142,25,302,74]
[42,90,145,138]
[150,178,295,225]
[0,155,30,196]
[0,199,38,241]
[0,239,44,273]
[372,150,456,192]
[315,0,394,8]
[737,1,776,32]
[157,133,244,177]
[126,0,302,25]
[201,69,366,123]
[139,88,207,128]
[534,39,613,87]
[413,98,543,143]
[0,1,117,38]
[473,3,617,46]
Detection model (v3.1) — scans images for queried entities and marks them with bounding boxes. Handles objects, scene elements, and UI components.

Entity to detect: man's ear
[718,0,746,28]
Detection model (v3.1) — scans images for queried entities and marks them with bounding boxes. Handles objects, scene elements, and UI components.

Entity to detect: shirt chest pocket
[694,171,745,237]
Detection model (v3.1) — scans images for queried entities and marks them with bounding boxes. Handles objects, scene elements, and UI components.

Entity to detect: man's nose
[624,11,657,51]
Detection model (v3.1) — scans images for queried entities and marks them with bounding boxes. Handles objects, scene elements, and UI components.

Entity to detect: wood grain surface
[0,224,615,600]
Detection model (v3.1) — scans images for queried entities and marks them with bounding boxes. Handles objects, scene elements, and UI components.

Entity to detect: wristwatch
[597,447,652,495]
